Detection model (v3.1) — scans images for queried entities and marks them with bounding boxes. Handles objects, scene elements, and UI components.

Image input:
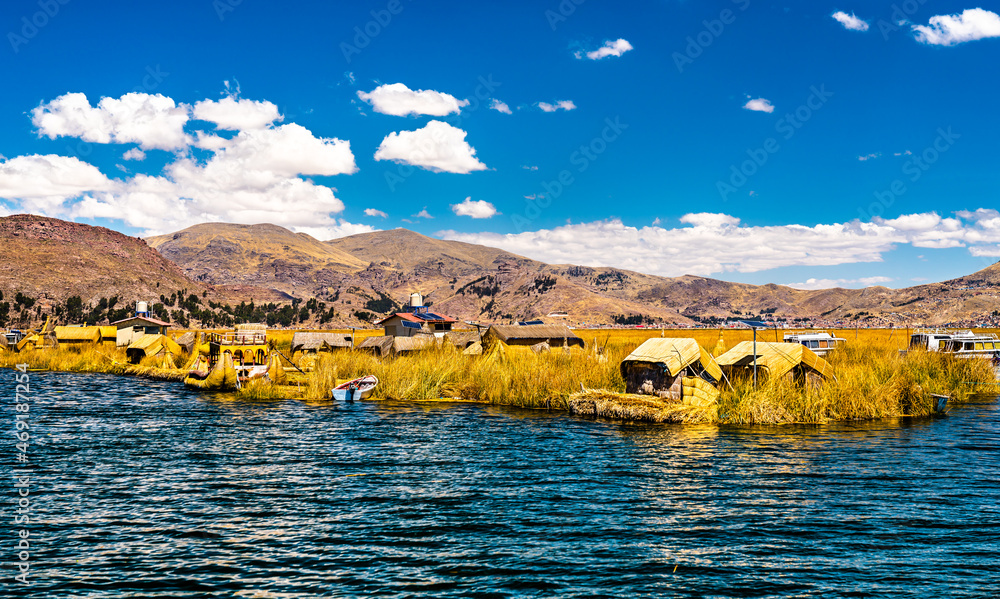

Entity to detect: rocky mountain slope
[147,223,367,297]
[0,214,207,304]
[2,215,997,327]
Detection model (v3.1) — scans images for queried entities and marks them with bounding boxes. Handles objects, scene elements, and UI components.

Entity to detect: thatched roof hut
[483,324,584,349]
[175,331,197,353]
[54,326,101,345]
[392,335,436,355]
[290,332,353,355]
[356,335,394,358]
[126,334,183,364]
[99,326,117,346]
[620,338,722,397]
[716,341,833,384]
[445,330,480,349]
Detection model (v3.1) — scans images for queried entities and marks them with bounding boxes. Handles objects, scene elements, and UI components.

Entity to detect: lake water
[5,371,1000,597]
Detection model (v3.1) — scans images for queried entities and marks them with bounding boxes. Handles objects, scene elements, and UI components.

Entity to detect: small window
[818,341,828,348]
[975,342,984,350]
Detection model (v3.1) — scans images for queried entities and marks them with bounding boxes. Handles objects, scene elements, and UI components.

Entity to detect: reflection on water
[4,371,999,597]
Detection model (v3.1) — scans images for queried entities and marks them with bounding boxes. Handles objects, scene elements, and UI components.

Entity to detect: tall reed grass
[3,329,996,425]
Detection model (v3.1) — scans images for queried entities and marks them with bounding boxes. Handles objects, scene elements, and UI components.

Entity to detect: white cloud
[365,208,388,218]
[912,8,1000,45]
[210,123,357,177]
[7,91,362,236]
[292,220,377,241]
[0,154,115,214]
[522,165,539,171]
[122,148,146,161]
[538,100,577,112]
[489,99,512,114]
[357,83,468,117]
[192,96,282,131]
[451,197,498,219]
[413,208,433,219]
[786,276,892,290]
[858,153,881,161]
[439,211,1000,278]
[374,120,487,174]
[32,92,191,150]
[831,11,869,31]
[576,38,634,60]
[743,97,775,113]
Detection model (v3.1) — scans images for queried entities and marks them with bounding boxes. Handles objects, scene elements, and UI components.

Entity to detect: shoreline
[3,332,996,424]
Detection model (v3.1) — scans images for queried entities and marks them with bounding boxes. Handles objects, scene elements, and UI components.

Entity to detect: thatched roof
[54,326,101,342]
[126,334,182,357]
[484,324,584,348]
[716,341,833,380]
[357,335,394,357]
[175,331,197,353]
[393,335,436,354]
[291,332,352,353]
[445,331,480,349]
[621,338,723,382]
[235,323,267,331]
[99,326,117,340]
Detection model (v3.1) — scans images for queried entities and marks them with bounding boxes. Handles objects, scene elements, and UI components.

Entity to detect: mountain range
[3,214,999,327]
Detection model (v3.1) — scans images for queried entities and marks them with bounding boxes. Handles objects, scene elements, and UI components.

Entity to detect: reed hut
[174,331,197,354]
[444,330,480,350]
[126,334,183,364]
[392,335,437,355]
[291,332,353,358]
[715,341,833,386]
[54,326,101,347]
[620,338,722,400]
[483,324,584,350]
[356,335,394,358]
[99,326,117,347]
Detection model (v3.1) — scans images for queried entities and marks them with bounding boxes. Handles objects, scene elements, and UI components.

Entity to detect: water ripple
[3,371,999,597]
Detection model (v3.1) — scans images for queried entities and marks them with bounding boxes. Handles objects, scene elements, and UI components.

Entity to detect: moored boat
[907,329,1000,361]
[782,331,846,357]
[331,375,378,401]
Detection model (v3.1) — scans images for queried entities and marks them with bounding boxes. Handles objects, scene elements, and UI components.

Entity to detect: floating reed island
[4,319,997,424]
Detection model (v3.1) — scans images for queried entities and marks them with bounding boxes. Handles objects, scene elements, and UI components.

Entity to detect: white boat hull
[330,375,378,401]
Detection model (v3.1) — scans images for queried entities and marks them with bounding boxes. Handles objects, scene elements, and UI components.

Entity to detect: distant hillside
[147,222,367,297]
[0,214,205,304]
[3,215,996,328]
[157,223,1000,326]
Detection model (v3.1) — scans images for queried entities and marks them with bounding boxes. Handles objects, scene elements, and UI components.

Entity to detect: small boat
[331,375,378,401]
[782,331,846,357]
[906,329,1000,360]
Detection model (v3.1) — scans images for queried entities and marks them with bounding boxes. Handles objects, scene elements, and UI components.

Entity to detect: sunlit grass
[3,327,996,424]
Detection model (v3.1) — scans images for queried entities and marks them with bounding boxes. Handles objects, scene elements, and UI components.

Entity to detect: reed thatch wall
[291,332,353,354]
[357,335,394,357]
[484,324,584,349]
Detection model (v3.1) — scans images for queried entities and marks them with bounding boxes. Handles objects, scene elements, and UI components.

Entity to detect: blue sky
[1,0,999,289]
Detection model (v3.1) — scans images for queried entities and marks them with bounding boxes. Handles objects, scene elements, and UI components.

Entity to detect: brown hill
[0,214,206,305]
[149,223,1000,326]
[6,216,993,328]
[147,222,368,298]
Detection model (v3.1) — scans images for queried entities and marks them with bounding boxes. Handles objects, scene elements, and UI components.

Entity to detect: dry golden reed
[3,327,996,424]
